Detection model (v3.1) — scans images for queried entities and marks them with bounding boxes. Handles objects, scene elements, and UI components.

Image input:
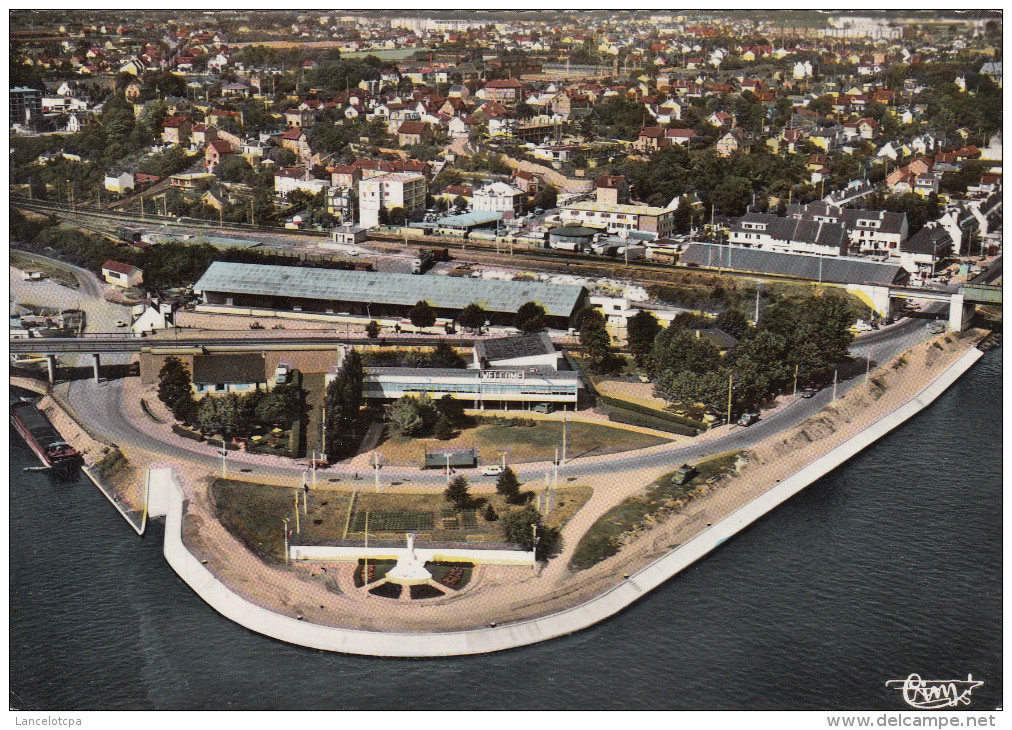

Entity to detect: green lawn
[568,452,742,572]
[379,420,669,466]
[211,479,593,557]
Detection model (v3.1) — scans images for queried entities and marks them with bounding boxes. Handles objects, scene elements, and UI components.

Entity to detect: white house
[472,181,525,216]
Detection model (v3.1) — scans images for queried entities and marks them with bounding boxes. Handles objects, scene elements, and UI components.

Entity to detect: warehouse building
[679,243,909,287]
[191,262,588,329]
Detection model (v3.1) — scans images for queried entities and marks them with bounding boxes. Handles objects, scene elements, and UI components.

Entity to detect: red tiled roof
[102,260,138,275]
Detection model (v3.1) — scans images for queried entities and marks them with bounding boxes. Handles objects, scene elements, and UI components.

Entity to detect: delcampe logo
[885,673,984,709]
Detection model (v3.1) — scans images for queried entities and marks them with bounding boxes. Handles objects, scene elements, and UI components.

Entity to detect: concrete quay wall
[147,346,984,656]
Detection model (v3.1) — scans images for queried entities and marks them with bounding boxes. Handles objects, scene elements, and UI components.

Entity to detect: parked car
[115,319,128,327]
[481,465,504,477]
[737,412,759,427]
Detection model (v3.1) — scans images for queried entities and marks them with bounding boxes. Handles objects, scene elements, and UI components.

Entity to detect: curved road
[46,249,998,486]
[64,312,932,487]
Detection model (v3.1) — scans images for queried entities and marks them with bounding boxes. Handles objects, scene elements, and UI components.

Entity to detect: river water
[9,348,1002,711]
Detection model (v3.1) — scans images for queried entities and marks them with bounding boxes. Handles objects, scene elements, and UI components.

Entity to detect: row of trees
[646,293,855,419]
[407,299,549,334]
[386,393,467,440]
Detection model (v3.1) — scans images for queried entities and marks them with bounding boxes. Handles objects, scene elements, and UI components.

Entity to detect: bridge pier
[948,293,974,332]
[46,354,57,384]
[92,353,101,384]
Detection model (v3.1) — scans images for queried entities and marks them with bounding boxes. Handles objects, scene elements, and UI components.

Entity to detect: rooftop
[192,353,266,384]
[679,243,907,287]
[193,262,586,317]
[563,200,676,216]
[474,332,556,363]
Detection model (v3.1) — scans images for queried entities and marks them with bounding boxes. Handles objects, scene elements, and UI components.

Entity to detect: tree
[435,394,466,426]
[651,325,721,379]
[429,341,465,368]
[515,300,547,333]
[501,505,560,559]
[365,319,381,338]
[434,413,454,440]
[324,350,364,457]
[409,300,437,329]
[386,395,425,437]
[626,309,662,368]
[579,307,611,372]
[495,466,524,503]
[157,356,196,421]
[483,504,498,522]
[715,308,751,341]
[457,302,486,331]
[255,391,292,426]
[444,475,473,512]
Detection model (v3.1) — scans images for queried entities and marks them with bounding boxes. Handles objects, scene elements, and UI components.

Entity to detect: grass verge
[568,452,742,572]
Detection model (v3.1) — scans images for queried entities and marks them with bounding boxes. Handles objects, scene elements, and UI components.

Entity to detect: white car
[115,320,128,327]
[481,465,504,477]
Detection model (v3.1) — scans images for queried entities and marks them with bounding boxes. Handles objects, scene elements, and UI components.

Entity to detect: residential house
[472,181,525,217]
[594,174,630,205]
[204,140,234,172]
[101,259,143,288]
[397,120,429,147]
[160,115,192,144]
[192,353,267,396]
[727,212,849,257]
[104,170,135,194]
[715,129,750,157]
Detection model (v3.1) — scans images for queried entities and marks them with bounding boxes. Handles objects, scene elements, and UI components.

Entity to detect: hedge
[172,424,205,442]
[603,405,698,437]
[596,393,706,432]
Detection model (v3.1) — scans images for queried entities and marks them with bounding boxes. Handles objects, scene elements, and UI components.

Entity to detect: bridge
[9,331,488,385]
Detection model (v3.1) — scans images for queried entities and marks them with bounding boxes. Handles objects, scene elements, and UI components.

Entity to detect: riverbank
[127,328,987,654]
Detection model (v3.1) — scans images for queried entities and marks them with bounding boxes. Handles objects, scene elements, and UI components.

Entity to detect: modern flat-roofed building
[358,172,426,228]
[339,333,580,411]
[192,262,588,329]
[560,200,677,240]
[10,86,42,126]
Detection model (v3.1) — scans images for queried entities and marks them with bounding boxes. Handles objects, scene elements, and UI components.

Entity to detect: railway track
[12,197,833,295]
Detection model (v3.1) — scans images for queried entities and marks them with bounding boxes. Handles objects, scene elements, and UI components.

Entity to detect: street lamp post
[282,518,289,564]
[832,368,838,402]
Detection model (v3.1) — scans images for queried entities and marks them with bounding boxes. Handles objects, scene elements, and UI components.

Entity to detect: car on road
[737,412,759,427]
[481,465,504,477]
[800,386,819,398]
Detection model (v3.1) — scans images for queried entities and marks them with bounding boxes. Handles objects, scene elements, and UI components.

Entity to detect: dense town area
[8,10,1003,647]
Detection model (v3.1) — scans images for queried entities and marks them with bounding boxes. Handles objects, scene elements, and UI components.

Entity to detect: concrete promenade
[144,346,985,656]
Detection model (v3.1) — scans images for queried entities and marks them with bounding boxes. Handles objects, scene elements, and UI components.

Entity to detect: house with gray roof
[728,211,849,257]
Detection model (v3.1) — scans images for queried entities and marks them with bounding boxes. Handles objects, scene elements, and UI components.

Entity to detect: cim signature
[885,674,984,709]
